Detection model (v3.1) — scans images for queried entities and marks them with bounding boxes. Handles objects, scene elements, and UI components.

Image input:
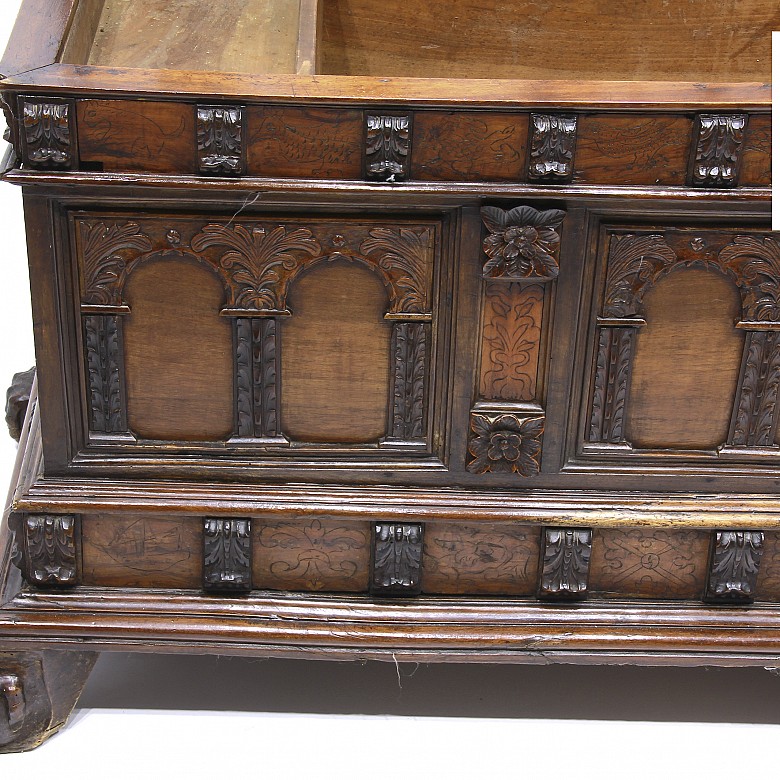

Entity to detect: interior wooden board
[80,0,302,74]
[320,0,774,81]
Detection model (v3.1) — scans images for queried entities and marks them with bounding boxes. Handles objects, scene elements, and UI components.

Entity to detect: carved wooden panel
[422,522,539,595]
[479,283,544,402]
[481,206,565,281]
[411,112,527,182]
[538,528,592,600]
[197,105,244,175]
[466,413,544,477]
[740,114,772,187]
[21,515,78,587]
[574,114,691,185]
[527,114,577,181]
[77,99,194,173]
[691,114,747,188]
[203,518,252,592]
[255,517,369,592]
[83,314,126,434]
[81,514,201,588]
[719,234,780,323]
[371,522,423,595]
[590,529,709,599]
[364,113,411,182]
[19,98,74,169]
[247,106,363,179]
[705,531,764,603]
[387,322,428,443]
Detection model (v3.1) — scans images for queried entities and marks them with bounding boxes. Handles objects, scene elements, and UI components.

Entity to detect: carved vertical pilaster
[233,318,286,444]
[197,105,244,175]
[691,114,747,188]
[538,528,592,600]
[705,531,763,603]
[364,114,411,182]
[203,518,252,592]
[83,314,127,435]
[20,515,78,587]
[588,326,635,444]
[384,322,428,444]
[371,522,423,596]
[527,114,577,182]
[19,97,75,169]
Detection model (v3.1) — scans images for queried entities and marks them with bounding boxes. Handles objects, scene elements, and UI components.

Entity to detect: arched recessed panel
[282,259,392,443]
[124,255,234,441]
[626,268,743,449]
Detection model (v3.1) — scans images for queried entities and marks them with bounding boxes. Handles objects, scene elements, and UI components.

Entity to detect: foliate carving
[588,327,634,444]
[5,367,34,442]
[719,235,780,322]
[365,114,411,181]
[190,224,322,311]
[527,114,577,181]
[706,531,763,602]
[22,515,78,587]
[0,675,24,730]
[602,233,678,318]
[79,222,153,306]
[692,114,746,187]
[729,331,780,447]
[21,99,72,168]
[371,522,423,596]
[539,528,592,600]
[466,413,544,477]
[481,206,565,281]
[203,518,252,592]
[197,106,244,175]
[235,318,283,440]
[387,322,427,442]
[84,315,126,434]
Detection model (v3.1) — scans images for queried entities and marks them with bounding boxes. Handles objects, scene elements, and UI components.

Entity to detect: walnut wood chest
[0,0,775,751]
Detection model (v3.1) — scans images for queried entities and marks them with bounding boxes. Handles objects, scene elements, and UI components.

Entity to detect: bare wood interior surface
[80,0,302,74]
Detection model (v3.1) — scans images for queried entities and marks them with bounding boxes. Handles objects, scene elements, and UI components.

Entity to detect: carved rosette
[371,522,423,596]
[20,99,74,169]
[481,206,565,281]
[466,413,544,477]
[197,105,244,175]
[364,114,411,181]
[20,515,78,587]
[539,528,592,600]
[705,531,763,603]
[527,114,577,181]
[203,518,252,592]
[691,114,746,188]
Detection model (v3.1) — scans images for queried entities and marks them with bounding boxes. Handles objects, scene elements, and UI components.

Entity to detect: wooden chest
[0,0,774,751]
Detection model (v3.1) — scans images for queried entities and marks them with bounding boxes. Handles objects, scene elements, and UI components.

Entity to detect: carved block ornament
[20,515,78,587]
[706,531,764,602]
[539,528,592,600]
[466,412,544,477]
[203,518,252,592]
[20,98,74,169]
[691,114,746,188]
[371,523,423,596]
[527,114,577,181]
[364,114,411,182]
[481,206,565,281]
[197,105,244,175]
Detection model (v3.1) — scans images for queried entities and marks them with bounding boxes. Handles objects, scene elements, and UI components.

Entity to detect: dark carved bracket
[466,412,544,477]
[481,206,565,281]
[705,530,763,603]
[0,675,24,731]
[371,522,423,596]
[384,322,428,444]
[539,527,592,600]
[364,114,411,182]
[527,114,577,182]
[19,97,74,169]
[691,114,746,188]
[203,518,252,592]
[21,515,78,587]
[5,367,34,442]
[197,105,244,175]
[84,315,127,434]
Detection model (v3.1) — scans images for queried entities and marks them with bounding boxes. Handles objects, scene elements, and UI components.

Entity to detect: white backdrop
[1,4,780,776]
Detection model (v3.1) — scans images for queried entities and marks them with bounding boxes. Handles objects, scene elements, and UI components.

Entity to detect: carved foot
[0,649,97,753]
[5,368,35,442]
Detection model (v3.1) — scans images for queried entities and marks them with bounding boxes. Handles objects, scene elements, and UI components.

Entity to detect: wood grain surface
[741,114,772,187]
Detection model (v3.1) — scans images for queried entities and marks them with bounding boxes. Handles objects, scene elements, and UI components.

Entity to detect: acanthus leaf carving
[21,100,72,168]
[719,234,780,322]
[203,518,252,592]
[481,205,564,281]
[22,515,78,587]
[371,522,423,596]
[588,326,634,444]
[466,412,544,477]
[539,527,592,599]
[197,105,244,175]
[692,114,746,188]
[387,322,427,442]
[527,114,577,181]
[365,114,411,182]
[706,530,763,602]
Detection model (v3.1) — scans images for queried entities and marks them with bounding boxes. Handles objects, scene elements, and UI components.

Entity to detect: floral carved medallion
[466,413,544,477]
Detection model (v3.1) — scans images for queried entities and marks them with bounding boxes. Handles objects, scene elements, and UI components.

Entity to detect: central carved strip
[203,518,252,592]
[588,326,634,444]
[539,527,592,600]
[705,530,763,603]
[364,114,411,182]
[84,314,127,434]
[22,515,78,587]
[527,114,577,182]
[386,322,428,443]
[371,522,423,596]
